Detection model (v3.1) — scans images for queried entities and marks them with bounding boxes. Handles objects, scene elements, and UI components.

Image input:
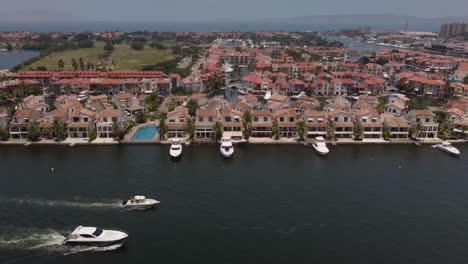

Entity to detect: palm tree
[438,123,451,140]
[272,120,280,140]
[185,117,195,140]
[57,59,65,70]
[327,120,336,140]
[242,111,252,140]
[296,119,306,141]
[382,127,391,141]
[411,122,423,139]
[158,112,168,140]
[212,121,223,141]
[353,123,363,141]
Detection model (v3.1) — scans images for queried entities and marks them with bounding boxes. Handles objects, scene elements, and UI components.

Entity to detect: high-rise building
[440,23,468,38]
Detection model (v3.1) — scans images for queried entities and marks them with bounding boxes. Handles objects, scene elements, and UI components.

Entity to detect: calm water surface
[0,144,467,264]
[0,50,40,70]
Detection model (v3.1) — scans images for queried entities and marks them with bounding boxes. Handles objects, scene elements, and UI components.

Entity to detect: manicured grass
[28,42,176,71]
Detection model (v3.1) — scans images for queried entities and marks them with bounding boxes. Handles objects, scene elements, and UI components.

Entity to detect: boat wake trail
[2,197,123,209]
[0,227,123,256]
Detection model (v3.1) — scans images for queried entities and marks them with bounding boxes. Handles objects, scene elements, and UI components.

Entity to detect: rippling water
[0,144,467,264]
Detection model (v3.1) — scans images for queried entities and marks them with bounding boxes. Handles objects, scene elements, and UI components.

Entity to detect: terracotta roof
[252,110,272,116]
[98,109,122,118]
[196,108,217,117]
[408,110,435,116]
[13,109,40,118]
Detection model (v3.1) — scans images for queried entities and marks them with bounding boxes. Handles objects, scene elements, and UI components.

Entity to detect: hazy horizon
[2,0,468,22]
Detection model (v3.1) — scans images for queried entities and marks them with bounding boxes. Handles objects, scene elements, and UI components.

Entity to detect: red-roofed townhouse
[328,109,353,138]
[289,79,306,94]
[221,107,243,139]
[96,109,128,138]
[365,63,383,75]
[9,109,42,139]
[273,108,297,138]
[385,94,410,116]
[406,110,439,139]
[251,110,273,137]
[407,77,445,96]
[167,106,189,139]
[354,109,382,138]
[303,111,328,138]
[67,109,96,139]
[195,108,218,139]
[54,94,77,108]
[450,82,468,97]
[312,78,330,95]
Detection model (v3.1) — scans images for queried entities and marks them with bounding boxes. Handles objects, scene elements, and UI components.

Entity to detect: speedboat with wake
[169,138,183,159]
[62,226,128,246]
[432,141,460,156]
[312,136,329,156]
[220,136,234,158]
[122,195,160,210]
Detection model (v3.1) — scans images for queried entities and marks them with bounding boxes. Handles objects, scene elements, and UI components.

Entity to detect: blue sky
[3,0,468,21]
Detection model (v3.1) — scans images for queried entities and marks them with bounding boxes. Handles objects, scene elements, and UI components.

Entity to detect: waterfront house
[221,107,243,139]
[54,94,77,108]
[167,106,189,139]
[195,108,217,139]
[452,120,468,139]
[9,109,42,139]
[354,109,383,138]
[96,109,128,138]
[231,98,254,114]
[358,95,379,107]
[38,106,70,139]
[251,110,272,137]
[385,94,409,116]
[21,95,46,109]
[303,110,328,138]
[67,109,96,139]
[273,108,297,138]
[445,108,465,122]
[383,116,410,139]
[328,109,354,138]
[406,110,439,139]
[112,93,133,109]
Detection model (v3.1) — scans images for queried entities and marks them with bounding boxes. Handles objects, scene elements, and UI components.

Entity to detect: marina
[0,144,467,263]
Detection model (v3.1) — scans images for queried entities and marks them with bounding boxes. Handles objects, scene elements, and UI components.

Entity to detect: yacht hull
[63,238,127,247]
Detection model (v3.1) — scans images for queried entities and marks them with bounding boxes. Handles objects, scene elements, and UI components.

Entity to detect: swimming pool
[130,124,159,141]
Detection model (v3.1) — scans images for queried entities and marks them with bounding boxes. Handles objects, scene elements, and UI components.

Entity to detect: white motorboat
[0,48,8,52]
[169,138,183,159]
[122,195,160,210]
[433,141,460,156]
[312,136,329,156]
[62,226,128,246]
[220,136,234,158]
[77,91,89,102]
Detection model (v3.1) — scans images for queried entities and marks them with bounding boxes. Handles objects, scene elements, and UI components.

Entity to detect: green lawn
[28,42,176,71]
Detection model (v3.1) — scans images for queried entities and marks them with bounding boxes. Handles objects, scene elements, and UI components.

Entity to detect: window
[334,117,338,122]
[344,117,349,122]
[263,117,268,122]
[416,118,420,122]
[92,228,103,237]
[83,117,88,122]
[280,117,284,122]
[199,117,203,122]
[103,117,108,122]
[112,117,118,123]
[208,117,213,122]
[425,117,430,123]
[80,234,94,238]
[289,117,294,122]
[254,117,258,122]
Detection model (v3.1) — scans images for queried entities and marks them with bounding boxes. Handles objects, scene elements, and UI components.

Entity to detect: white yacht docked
[62,226,128,246]
[312,136,329,156]
[122,195,160,210]
[220,136,234,158]
[433,141,460,156]
[77,91,89,102]
[169,138,183,159]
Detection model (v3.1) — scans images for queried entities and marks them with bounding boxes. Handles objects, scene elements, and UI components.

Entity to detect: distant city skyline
[2,0,468,22]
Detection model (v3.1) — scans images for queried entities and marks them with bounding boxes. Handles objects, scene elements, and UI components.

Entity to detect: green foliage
[57,59,65,69]
[130,42,145,51]
[438,123,451,140]
[185,117,195,140]
[376,57,389,66]
[464,75,468,85]
[242,111,252,140]
[78,40,94,49]
[296,120,306,140]
[52,119,67,142]
[0,126,10,141]
[358,56,371,65]
[272,120,280,140]
[88,128,97,142]
[213,121,224,141]
[168,98,177,111]
[353,123,363,141]
[135,111,146,124]
[186,99,199,117]
[104,42,114,52]
[328,121,336,140]
[382,127,391,141]
[27,122,41,142]
[158,112,168,139]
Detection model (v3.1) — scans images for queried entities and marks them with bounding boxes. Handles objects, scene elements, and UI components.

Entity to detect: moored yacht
[77,91,89,102]
[433,141,460,156]
[122,195,160,210]
[220,136,234,158]
[312,136,329,156]
[169,138,183,159]
[62,226,128,246]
